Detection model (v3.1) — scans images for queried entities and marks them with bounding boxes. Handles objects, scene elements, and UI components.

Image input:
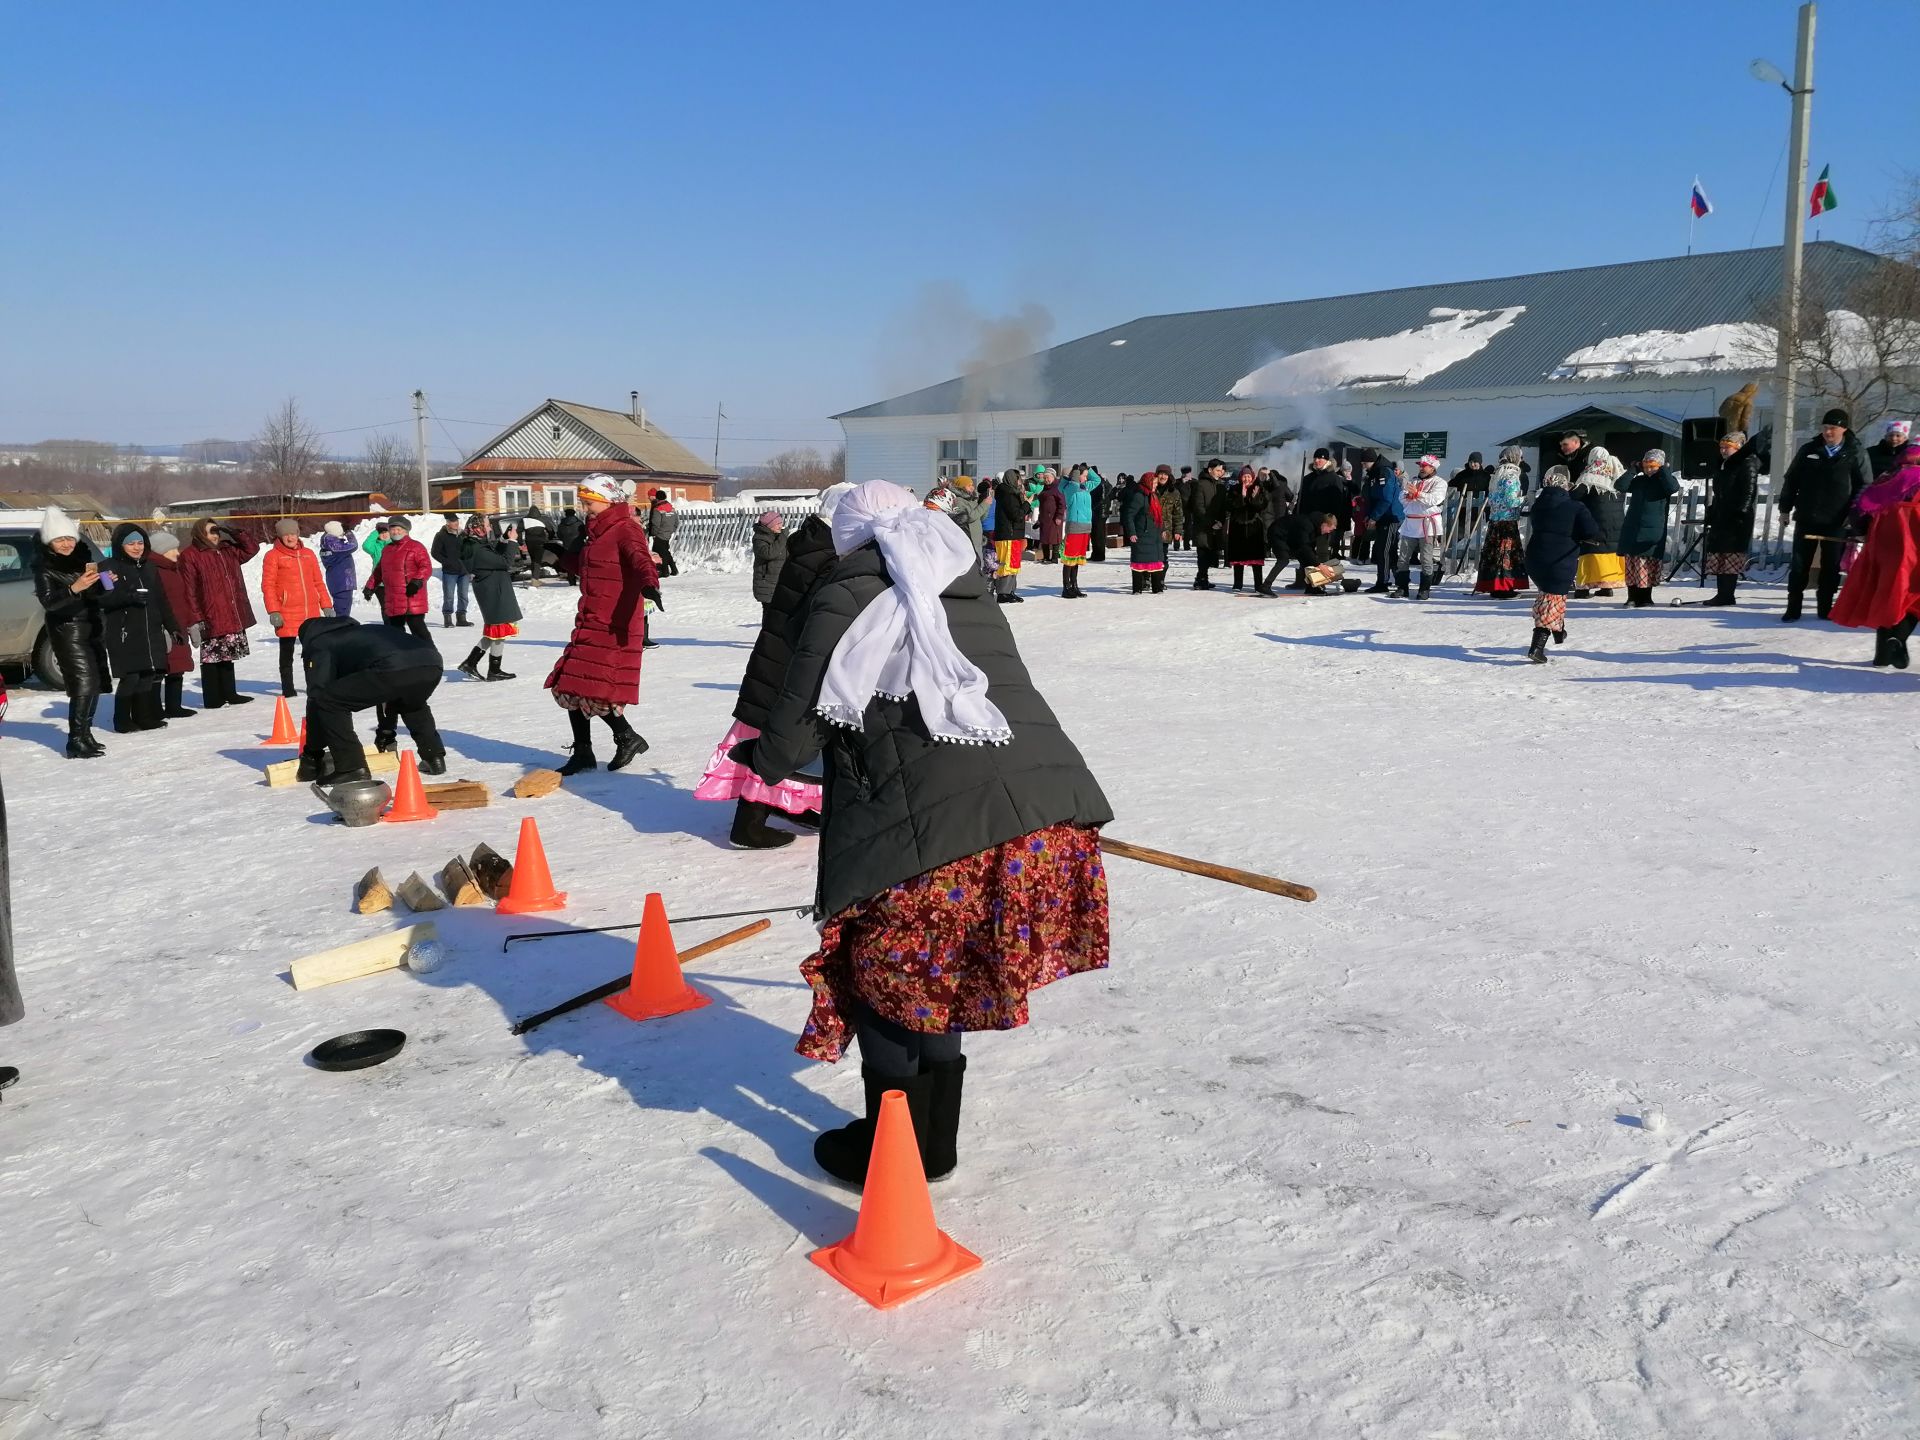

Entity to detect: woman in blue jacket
[1522,465,1601,663]
[1058,466,1095,599]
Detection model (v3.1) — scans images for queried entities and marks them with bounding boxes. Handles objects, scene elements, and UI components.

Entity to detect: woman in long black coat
[455,518,524,681]
[1224,465,1271,591]
[1700,431,1761,605]
[1122,473,1169,593]
[1522,466,1600,663]
[98,521,183,733]
[31,507,109,758]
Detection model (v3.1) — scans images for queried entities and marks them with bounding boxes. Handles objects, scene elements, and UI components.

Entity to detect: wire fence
[670,500,821,569]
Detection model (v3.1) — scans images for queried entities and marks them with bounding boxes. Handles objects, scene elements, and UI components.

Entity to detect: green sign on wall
[1403,431,1448,459]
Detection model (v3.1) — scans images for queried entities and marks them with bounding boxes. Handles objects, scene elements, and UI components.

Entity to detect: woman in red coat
[547,474,662,774]
[1830,441,1920,668]
[370,516,434,640]
[146,530,200,718]
[179,518,260,708]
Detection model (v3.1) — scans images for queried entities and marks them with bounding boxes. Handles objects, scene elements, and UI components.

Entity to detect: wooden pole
[1101,837,1316,904]
[510,918,772,1035]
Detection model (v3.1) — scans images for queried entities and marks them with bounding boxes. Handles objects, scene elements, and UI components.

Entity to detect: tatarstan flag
[1810,165,1837,217]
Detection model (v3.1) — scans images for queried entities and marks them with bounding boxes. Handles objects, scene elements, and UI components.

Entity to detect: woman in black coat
[1522,466,1600,663]
[1224,465,1271,592]
[31,508,109,758]
[991,468,1031,602]
[454,518,524,681]
[740,481,1112,1188]
[1122,473,1168,593]
[1700,431,1761,605]
[98,521,183,733]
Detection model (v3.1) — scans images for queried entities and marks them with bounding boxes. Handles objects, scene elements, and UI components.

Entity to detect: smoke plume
[877,282,1055,418]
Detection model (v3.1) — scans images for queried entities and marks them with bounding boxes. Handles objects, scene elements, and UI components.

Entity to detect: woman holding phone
[31,506,110,757]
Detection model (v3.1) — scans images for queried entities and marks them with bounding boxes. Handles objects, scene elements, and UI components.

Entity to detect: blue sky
[4,0,1916,466]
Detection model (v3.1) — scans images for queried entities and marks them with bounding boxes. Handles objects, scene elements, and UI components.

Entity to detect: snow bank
[1230,305,1527,397]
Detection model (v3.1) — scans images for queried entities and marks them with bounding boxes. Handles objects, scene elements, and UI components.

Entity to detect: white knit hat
[39,506,79,543]
[323,520,345,538]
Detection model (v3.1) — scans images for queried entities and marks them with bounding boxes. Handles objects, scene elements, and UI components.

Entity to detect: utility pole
[713,401,725,472]
[412,389,430,515]
[1770,2,1816,543]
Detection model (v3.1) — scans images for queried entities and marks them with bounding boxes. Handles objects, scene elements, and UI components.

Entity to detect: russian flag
[1690,180,1713,219]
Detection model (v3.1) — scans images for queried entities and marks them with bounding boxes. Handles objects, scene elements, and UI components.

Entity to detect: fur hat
[148,529,180,552]
[1822,408,1850,429]
[38,506,79,543]
[274,518,301,538]
[386,515,411,533]
[323,520,345,538]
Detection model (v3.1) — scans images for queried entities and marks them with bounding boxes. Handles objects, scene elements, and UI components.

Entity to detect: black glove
[404,579,423,597]
[217,524,243,542]
[726,737,757,768]
[361,585,375,600]
[643,587,663,611]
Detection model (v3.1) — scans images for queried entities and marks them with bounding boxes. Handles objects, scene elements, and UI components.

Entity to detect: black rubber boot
[730,799,796,849]
[789,808,822,830]
[418,752,447,776]
[1891,616,1918,671]
[164,674,197,717]
[487,654,515,681]
[1781,592,1804,623]
[1527,627,1551,664]
[457,647,485,680]
[113,678,141,734]
[1873,628,1895,667]
[1702,574,1738,607]
[201,662,227,710]
[1817,585,1837,621]
[921,1055,966,1182]
[1417,570,1433,600]
[1394,570,1411,598]
[814,1067,935,1187]
[557,710,597,775]
[605,714,648,772]
[137,685,168,730]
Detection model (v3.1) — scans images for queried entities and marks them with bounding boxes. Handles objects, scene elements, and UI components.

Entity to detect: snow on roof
[1549,322,1771,380]
[1230,306,1528,398]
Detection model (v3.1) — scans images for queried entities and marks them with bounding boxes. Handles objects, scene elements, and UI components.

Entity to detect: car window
[0,536,28,582]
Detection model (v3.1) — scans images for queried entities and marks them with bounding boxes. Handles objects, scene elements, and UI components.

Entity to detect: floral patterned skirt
[797,822,1111,1063]
[551,691,623,717]
[1473,520,1530,594]
[693,720,822,815]
[201,632,251,663]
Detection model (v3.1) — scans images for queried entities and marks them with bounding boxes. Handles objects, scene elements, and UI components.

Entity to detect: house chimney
[630,390,640,422]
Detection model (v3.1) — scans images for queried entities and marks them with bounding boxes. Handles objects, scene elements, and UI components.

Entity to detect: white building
[834,243,1890,484]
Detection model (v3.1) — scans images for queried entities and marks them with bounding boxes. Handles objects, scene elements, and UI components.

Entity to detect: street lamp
[1751,5,1816,545]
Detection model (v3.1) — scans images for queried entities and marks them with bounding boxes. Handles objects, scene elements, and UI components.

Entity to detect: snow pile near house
[1549,322,1773,379]
[1230,305,1527,397]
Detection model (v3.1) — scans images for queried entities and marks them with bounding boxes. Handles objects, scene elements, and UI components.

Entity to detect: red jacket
[260,540,331,637]
[545,503,659,706]
[179,531,260,639]
[1831,498,1920,630]
[375,535,433,617]
[151,552,197,674]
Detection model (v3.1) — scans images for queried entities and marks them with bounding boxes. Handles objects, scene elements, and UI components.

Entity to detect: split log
[424,781,490,812]
[352,867,393,915]
[438,855,486,907]
[289,921,437,991]
[469,843,512,901]
[513,769,564,800]
[397,872,446,912]
[265,747,399,789]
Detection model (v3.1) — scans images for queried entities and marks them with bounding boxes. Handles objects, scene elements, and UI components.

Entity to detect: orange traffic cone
[494,816,567,913]
[381,750,436,824]
[811,1091,982,1309]
[263,695,299,745]
[604,892,710,1022]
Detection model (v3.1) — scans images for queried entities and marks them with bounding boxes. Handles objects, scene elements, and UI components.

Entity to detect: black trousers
[1194,546,1219,584]
[383,612,433,641]
[1786,536,1844,607]
[652,537,678,576]
[1369,522,1397,581]
[854,1003,962,1079]
[277,636,298,696]
[306,671,443,771]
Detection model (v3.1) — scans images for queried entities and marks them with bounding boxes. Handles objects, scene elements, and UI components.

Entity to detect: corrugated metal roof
[835,242,1891,419]
[465,399,718,477]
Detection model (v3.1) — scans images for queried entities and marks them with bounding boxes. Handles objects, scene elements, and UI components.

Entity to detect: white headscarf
[815,480,856,522]
[1574,446,1624,490]
[579,472,633,505]
[815,480,1012,747]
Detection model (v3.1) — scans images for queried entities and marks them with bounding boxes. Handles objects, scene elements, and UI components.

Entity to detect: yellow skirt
[1575,553,1624,589]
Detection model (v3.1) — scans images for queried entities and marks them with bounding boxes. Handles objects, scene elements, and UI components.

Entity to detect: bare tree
[251,397,323,504]
[761,446,843,491]
[359,430,414,500]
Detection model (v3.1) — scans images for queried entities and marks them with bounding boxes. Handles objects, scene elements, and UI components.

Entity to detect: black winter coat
[751,523,788,605]
[734,514,837,731]
[1122,487,1167,568]
[991,478,1029,542]
[1297,467,1345,521]
[1571,481,1624,552]
[1188,474,1227,549]
[751,543,1112,919]
[1780,433,1873,537]
[299,616,444,691]
[1617,466,1681,558]
[430,526,468,574]
[99,523,181,677]
[1703,441,1761,554]
[1868,441,1904,480]
[460,535,523,627]
[33,537,108,698]
[1266,510,1324,567]
[1525,489,1601,595]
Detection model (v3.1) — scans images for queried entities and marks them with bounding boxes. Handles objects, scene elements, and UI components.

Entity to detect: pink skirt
[694,720,823,816]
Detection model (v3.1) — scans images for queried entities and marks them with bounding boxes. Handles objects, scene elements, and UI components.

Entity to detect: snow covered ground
[4,552,1918,1439]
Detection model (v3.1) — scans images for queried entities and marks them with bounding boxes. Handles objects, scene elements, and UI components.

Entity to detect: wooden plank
[513,768,564,800]
[438,855,485,907]
[352,867,392,915]
[265,747,399,789]
[424,781,490,812]
[397,872,446,913]
[1100,837,1317,904]
[289,922,437,990]
[469,843,512,901]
